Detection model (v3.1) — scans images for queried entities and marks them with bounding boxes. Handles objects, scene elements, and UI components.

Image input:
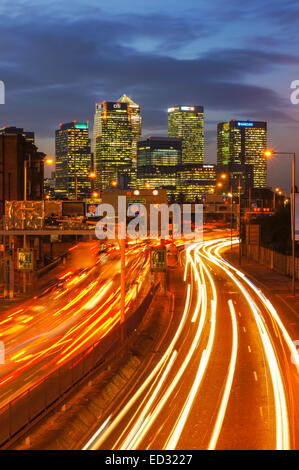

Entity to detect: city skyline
[0,0,299,191]
[0,0,298,454]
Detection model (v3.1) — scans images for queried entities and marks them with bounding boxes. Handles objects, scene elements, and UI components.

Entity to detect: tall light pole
[88,171,97,197]
[238,175,242,265]
[264,150,296,296]
[228,187,233,250]
[24,156,53,201]
[24,159,28,201]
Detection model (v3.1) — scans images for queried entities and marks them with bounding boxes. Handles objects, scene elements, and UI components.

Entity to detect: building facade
[55,121,92,199]
[217,120,267,189]
[0,129,45,213]
[94,101,133,189]
[168,105,204,164]
[137,136,181,200]
[176,164,216,202]
[118,94,142,186]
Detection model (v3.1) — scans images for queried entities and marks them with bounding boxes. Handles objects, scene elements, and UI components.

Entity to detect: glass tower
[176,164,216,202]
[168,105,204,164]
[137,136,181,200]
[118,94,141,187]
[55,121,92,199]
[217,120,267,188]
[94,101,133,189]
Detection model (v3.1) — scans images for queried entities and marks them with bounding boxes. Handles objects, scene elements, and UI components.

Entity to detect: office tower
[55,121,92,199]
[95,101,133,189]
[176,164,216,202]
[118,94,141,186]
[137,136,181,200]
[0,129,45,212]
[217,120,267,189]
[93,103,102,153]
[168,105,204,164]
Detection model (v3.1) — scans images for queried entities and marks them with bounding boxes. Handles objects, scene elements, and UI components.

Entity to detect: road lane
[84,237,298,450]
[0,242,151,410]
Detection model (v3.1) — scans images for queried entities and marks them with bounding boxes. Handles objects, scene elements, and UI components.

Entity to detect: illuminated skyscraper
[95,101,133,189]
[93,103,102,153]
[118,94,141,186]
[217,120,267,188]
[168,105,204,164]
[55,121,92,199]
[137,136,181,200]
[177,164,216,202]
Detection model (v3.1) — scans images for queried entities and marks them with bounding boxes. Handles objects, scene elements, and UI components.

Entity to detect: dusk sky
[1,0,299,189]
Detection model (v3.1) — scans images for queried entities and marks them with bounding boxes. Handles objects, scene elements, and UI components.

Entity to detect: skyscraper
[168,105,204,164]
[118,94,141,186]
[176,164,216,202]
[137,136,181,200]
[94,101,133,189]
[93,103,102,153]
[217,120,267,189]
[55,121,92,199]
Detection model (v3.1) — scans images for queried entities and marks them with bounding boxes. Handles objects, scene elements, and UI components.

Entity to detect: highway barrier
[245,244,299,280]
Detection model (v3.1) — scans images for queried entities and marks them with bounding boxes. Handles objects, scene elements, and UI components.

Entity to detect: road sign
[150,246,167,272]
[17,248,34,271]
[128,203,141,217]
[86,203,100,217]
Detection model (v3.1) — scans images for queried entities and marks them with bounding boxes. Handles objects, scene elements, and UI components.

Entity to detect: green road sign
[17,249,34,271]
[150,247,167,272]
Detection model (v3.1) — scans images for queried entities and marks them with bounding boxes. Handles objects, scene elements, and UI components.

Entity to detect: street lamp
[264,149,296,296]
[238,175,242,264]
[228,191,233,250]
[88,171,97,195]
[24,156,53,201]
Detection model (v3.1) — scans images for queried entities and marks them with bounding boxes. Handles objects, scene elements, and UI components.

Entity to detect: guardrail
[0,279,158,447]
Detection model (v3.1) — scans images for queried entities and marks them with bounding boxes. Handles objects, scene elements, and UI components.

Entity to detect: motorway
[0,241,151,410]
[83,237,299,450]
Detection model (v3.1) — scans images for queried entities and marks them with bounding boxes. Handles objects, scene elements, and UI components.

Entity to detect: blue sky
[0,0,299,189]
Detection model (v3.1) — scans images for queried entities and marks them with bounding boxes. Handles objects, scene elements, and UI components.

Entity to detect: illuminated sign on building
[237,122,254,127]
[180,106,195,111]
[75,122,89,129]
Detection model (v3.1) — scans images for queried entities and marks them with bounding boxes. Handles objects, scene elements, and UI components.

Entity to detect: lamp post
[264,150,296,296]
[24,156,53,201]
[238,175,242,265]
[228,188,233,250]
[24,159,28,201]
[88,171,96,194]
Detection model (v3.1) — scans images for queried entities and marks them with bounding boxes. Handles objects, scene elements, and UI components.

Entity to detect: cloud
[0,1,298,177]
